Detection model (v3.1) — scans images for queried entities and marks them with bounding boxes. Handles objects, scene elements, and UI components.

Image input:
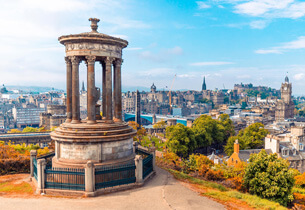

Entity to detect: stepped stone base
[50,120,137,169]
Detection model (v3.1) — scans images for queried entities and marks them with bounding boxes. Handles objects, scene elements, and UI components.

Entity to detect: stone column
[101,61,106,119]
[30,150,37,177]
[71,56,81,123]
[86,56,96,124]
[113,59,122,122]
[37,159,46,194]
[135,155,143,184]
[65,57,72,123]
[85,161,95,196]
[104,57,113,123]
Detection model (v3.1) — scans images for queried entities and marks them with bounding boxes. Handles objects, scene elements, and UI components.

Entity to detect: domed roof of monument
[58,18,128,48]
[285,75,289,83]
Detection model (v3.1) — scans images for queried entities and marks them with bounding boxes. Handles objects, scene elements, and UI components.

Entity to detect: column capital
[114,58,123,66]
[65,56,71,65]
[85,55,96,66]
[71,56,81,65]
[103,57,115,65]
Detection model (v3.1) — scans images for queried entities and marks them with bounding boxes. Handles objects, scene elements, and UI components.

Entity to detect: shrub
[243,150,295,206]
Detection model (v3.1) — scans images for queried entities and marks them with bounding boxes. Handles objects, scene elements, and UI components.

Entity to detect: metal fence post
[85,161,95,196]
[135,155,143,184]
[149,147,156,171]
[37,159,46,194]
[30,150,37,178]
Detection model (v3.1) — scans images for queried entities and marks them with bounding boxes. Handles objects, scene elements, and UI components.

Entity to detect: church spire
[81,81,85,92]
[202,76,206,91]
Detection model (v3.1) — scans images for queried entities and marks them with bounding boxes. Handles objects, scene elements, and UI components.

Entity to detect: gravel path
[0,167,225,210]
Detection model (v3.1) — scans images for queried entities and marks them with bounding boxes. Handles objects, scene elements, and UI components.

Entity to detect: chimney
[234,139,239,154]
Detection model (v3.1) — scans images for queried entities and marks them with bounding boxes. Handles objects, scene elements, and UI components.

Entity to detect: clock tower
[281,76,292,103]
[275,76,294,122]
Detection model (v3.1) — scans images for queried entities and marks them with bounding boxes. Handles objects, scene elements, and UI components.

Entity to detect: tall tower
[281,75,292,103]
[135,90,141,129]
[275,75,294,122]
[202,76,206,91]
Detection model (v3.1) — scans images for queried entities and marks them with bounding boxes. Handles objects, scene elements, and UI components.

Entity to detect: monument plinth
[51,18,136,168]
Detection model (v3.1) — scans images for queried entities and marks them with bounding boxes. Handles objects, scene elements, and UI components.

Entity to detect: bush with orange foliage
[0,141,50,175]
[295,173,305,188]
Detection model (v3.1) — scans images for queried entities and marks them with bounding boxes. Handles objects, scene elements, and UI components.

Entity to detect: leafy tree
[22,127,37,133]
[192,115,225,148]
[242,122,268,149]
[218,114,235,140]
[153,120,167,129]
[224,122,268,156]
[243,150,294,206]
[166,123,197,158]
[128,121,147,142]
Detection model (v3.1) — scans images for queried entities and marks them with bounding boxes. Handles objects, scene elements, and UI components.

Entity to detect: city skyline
[1,0,305,94]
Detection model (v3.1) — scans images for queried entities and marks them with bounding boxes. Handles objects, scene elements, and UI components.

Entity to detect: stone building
[265,127,305,173]
[275,76,294,122]
[40,105,66,130]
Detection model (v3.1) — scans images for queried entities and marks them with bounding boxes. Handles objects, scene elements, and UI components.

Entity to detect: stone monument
[51,18,136,168]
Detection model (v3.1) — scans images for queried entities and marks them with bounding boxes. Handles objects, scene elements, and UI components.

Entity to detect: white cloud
[255,49,282,54]
[255,36,305,54]
[249,20,268,29]
[167,46,183,55]
[294,73,305,80]
[190,61,234,66]
[177,74,195,78]
[196,1,211,9]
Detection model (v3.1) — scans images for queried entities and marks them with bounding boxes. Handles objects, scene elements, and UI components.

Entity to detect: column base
[65,119,72,123]
[105,120,114,124]
[71,119,80,124]
[87,120,97,124]
[113,118,122,123]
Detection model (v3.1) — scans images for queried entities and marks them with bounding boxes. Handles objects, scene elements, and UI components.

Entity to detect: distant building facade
[40,105,66,130]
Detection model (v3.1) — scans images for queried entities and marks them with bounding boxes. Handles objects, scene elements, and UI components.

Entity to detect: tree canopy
[153,120,167,129]
[224,122,268,156]
[166,123,196,158]
[243,150,294,206]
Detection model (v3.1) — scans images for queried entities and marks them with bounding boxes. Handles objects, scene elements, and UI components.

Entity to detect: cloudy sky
[1,0,305,94]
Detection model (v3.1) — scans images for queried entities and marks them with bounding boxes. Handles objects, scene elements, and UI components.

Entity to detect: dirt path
[0,167,225,210]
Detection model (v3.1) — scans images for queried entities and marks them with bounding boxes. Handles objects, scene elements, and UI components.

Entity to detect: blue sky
[1,0,305,94]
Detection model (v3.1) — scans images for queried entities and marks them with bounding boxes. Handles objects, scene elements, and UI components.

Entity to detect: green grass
[168,169,227,192]
[0,181,33,193]
[167,168,287,210]
[205,190,286,210]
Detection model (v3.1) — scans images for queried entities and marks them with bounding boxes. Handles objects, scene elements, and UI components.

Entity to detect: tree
[218,114,235,140]
[153,120,167,129]
[128,121,146,142]
[242,122,268,149]
[192,115,225,148]
[22,127,37,133]
[166,123,197,158]
[224,122,268,156]
[243,150,294,206]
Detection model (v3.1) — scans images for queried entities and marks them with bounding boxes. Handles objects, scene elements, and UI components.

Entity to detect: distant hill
[6,86,63,93]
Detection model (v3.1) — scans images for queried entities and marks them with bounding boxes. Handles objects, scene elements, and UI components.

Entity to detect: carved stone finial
[89,18,100,32]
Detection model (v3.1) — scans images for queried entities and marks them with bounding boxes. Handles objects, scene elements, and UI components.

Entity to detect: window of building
[300,144,304,151]
[282,149,289,156]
